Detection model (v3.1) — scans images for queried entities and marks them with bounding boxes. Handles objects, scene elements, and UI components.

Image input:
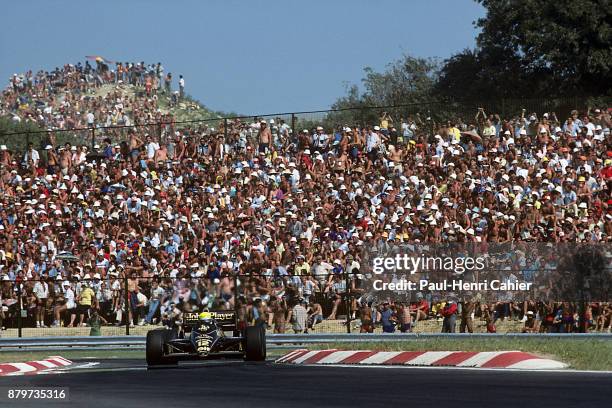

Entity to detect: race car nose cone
[196,335,213,355]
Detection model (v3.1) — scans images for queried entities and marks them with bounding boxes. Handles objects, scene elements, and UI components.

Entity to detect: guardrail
[268,332,612,342]
[0,336,144,349]
[1,333,611,351]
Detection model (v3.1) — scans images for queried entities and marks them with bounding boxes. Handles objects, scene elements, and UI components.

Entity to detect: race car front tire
[146,329,177,366]
[245,326,266,361]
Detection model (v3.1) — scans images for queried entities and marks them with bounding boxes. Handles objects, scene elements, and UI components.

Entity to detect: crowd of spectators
[2,60,177,141]
[0,60,610,333]
[354,299,612,334]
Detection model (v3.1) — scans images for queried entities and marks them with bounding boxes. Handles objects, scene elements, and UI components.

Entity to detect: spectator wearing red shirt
[441,300,457,333]
[411,295,429,323]
[602,159,612,180]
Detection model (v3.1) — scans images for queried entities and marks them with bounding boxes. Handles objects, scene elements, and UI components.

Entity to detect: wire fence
[1,95,609,155]
[2,271,611,338]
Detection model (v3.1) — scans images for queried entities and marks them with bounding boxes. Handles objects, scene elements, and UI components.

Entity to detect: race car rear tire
[146,329,177,366]
[245,326,266,361]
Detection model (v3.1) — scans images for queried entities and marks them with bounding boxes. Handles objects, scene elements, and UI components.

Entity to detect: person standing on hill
[145,74,153,97]
[164,72,172,93]
[156,63,164,90]
[178,75,185,99]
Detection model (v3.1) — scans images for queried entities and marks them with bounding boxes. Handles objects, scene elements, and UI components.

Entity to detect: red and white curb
[0,356,73,376]
[276,349,567,370]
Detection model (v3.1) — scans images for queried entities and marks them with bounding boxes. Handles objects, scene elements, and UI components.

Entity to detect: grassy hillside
[91,83,234,123]
[0,83,240,151]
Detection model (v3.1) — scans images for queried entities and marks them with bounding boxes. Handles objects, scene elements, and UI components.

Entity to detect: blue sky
[0,0,484,115]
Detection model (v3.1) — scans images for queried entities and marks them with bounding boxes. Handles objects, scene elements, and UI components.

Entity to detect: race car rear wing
[182,311,237,331]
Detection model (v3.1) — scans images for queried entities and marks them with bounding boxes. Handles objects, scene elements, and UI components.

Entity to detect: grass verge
[0,349,144,363]
[309,338,612,371]
[0,348,290,364]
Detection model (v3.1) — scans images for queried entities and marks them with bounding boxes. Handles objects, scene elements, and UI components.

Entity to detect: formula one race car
[146,311,266,366]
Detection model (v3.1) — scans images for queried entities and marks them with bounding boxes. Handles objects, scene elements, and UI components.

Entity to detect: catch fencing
[2,273,352,337]
[2,332,612,353]
[1,96,608,155]
[1,270,611,338]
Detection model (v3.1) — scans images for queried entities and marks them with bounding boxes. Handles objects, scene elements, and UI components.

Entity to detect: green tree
[0,117,43,152]
[437,45,542,100]
[335,55,439,108]
[472,0,612,97]
[338,1,611,106]
[360,56,439,106]
[329,55,439,125]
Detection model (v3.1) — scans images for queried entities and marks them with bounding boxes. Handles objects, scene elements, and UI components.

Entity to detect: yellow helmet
[198,311,212,320]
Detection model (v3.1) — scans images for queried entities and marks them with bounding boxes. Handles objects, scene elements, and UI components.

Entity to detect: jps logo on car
[196,337,212,354]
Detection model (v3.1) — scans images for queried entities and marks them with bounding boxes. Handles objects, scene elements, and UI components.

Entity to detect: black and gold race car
[146,311,266,366]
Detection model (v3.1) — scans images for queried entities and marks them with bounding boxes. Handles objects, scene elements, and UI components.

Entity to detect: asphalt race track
[1,359,611,408]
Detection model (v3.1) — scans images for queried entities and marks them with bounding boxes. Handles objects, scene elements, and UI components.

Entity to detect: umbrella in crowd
[85,55,114,64]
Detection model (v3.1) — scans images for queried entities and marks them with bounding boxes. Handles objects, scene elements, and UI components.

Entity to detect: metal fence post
[291,114,296,136]
[17,284,23,338]
[124,275,130,335]
[345,271,351,334]
[233,273,240,335]
[224,118,228,141]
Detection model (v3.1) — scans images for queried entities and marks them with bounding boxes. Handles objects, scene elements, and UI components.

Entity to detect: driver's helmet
[198,311,213,321]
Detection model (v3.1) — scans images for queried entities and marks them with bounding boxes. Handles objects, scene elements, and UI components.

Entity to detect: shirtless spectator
[359,302,375,333]
[128,131,143,164]
[397,303,413,333]
[307,301,323,330]
[268,296,287,333]
[257,121,272,154]
[154,144,168,164]
[59,144,72,173]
